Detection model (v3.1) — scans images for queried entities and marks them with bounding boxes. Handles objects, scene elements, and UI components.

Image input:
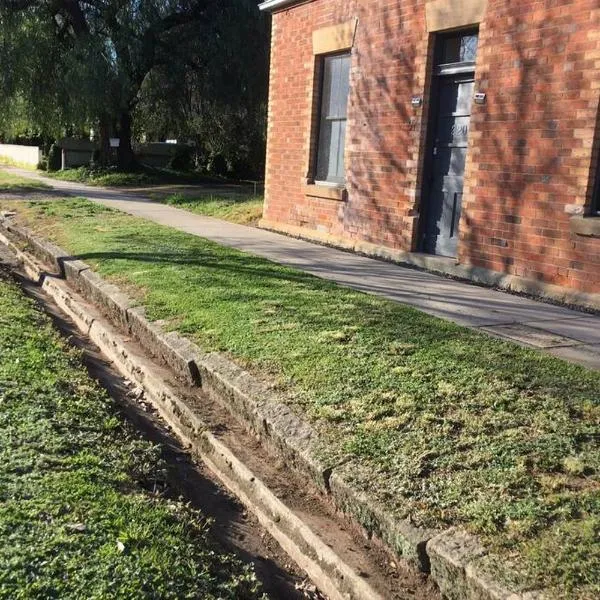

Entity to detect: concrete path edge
[259,218,600,312]
[0,217,551,600]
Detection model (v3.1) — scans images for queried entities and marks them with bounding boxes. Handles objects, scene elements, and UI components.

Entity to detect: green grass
[0,157,39,171]
[0,171,49,192]
[47,166,227,188]
[159,192,263,225]
[6,197,600,598]
[0,270,264,599]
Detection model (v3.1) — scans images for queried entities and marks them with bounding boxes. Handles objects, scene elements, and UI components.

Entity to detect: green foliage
[9,197,600,598]
[161,192,264,225]
[47,144,62,172]
[0,272,265,599]
[0,13,64,139]
[134,1,269,178]
[47,166,152,187]
[0,1,269,175]
[48,166,222,187]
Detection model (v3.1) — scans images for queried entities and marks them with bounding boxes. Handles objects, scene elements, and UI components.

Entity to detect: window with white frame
[314,52,351,185]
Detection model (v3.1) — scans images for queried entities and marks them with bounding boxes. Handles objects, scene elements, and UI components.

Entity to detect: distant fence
[58,140,188,169]
[134,143,186,168]
[0,144,42,167]
[58,138,96,169]
[0,141,193,171]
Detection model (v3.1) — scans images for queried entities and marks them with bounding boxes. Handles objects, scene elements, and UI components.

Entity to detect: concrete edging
[0,217,549,600]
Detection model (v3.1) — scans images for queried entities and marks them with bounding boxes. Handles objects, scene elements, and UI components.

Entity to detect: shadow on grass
[61,250,322,288]
[0,185,51,194]
[57,248,567,330]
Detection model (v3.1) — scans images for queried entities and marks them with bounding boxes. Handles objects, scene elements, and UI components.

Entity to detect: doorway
[421,30,478,257]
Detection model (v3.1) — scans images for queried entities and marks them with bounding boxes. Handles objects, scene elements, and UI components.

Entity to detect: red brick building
[258,0,600,307]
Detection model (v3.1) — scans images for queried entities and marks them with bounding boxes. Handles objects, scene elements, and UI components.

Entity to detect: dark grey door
[422,30,478,258]
[424,75,474,257]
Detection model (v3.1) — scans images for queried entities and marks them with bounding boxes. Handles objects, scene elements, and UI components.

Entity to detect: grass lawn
[5,198,600,598]
[47,166,229,188]
[0,171,49,193]
[158,192,263,225]
[0,270,264,599]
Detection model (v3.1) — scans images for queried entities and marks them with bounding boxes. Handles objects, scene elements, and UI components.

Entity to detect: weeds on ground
[161,192,263,225]
[47,166,226,187]
[0,171,49,193]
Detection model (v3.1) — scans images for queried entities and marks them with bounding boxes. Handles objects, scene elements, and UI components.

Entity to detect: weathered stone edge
[11,248,382,600]
[0,220,332,486]
[0,217,550,600]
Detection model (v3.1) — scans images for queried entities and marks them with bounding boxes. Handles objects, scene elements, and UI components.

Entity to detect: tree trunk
[97,115,111,166]
[116,110,136,171]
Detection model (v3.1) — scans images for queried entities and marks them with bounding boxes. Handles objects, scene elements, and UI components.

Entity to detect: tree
[0,0,267,170]
[134,1,269,177]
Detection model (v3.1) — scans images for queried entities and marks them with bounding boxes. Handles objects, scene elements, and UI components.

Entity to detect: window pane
[316,120,332,180]
[316,53,350,183]
[334,55,350,117]
[320,54,350,119]
[441,33,478,64]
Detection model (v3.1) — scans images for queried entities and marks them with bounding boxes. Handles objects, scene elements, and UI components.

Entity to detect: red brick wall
[263,0,600,294]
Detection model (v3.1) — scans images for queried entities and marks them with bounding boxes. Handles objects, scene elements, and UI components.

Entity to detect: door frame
[418,28,479,255]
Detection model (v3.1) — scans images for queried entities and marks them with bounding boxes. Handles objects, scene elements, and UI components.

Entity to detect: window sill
[570,215,600,238]
[303,183,347,201]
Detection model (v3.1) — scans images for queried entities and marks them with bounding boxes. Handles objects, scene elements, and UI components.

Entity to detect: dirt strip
[11,270,319,600]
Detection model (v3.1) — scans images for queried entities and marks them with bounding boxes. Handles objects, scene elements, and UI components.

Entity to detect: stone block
[196,351,332,488]
[126,306,200,385]
[328,462,436,572]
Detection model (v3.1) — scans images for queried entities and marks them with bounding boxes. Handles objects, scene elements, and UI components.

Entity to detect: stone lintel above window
[426,0,488,32]
[312,19,358,56]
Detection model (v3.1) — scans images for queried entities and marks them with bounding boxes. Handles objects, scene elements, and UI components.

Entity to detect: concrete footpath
[5,166,600,370]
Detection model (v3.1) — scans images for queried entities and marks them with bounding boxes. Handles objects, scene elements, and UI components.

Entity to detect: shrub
[207,154,227,176]
[167,146,193,171]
